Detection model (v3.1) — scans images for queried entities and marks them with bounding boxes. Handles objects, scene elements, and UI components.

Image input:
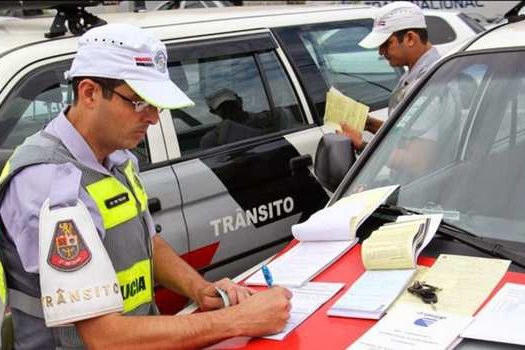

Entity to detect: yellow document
[361,219,427,270]
[335,185,399,234]
[323,87,369,132]
[392,254,510,315]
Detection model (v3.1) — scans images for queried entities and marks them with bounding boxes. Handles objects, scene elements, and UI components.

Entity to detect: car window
[184,1,205,8]
[0,62,150,168]
[168,49,305,155]
[274,20,404,122]
[345,51,525,243]
[425,15,457,45]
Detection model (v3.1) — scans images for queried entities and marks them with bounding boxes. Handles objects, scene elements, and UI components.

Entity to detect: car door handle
[148,197,162,214]
[289,154,313,175]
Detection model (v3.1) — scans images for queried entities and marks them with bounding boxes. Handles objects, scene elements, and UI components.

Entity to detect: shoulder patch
[48,220,91,272]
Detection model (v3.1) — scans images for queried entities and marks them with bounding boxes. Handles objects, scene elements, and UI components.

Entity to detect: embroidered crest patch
[154,50,167,73]
[48,220,91,272]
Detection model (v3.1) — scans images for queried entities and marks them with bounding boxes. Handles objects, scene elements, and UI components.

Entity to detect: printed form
[392,254,510,315]
[461,283,525,346]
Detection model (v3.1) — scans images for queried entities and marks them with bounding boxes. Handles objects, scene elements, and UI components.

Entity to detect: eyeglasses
[112,89,164,114]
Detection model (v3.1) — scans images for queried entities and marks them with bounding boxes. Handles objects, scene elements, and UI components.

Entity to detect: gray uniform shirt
[388,46,441,114]
[0,109,156,274]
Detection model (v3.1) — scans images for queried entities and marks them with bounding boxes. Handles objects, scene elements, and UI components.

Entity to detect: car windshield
[342,50,525,244]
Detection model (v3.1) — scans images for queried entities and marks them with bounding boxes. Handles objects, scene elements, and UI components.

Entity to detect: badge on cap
[48,220,91,272]
[154,50,167,73]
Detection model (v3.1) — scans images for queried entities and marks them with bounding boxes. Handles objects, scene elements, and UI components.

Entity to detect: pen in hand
[261,264,273,287]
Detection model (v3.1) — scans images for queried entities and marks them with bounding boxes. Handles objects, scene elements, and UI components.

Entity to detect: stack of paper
[324,86,369,132]
[327,269,416,319]
[244,241,356,287]
[327,214,441,320]
[461,283,525,346]
[361,214,442,270]
[245,185,399,287]
[348,306,473,350]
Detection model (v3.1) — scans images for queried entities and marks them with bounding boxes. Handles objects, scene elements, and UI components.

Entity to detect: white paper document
[461,282,525,346]
[264,282,344,341]
[349,306,472,350]
[292,200,364,241]
[327,269,416,319]
[244,240,357,287]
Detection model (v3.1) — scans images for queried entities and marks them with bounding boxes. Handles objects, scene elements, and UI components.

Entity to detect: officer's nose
[142,107,161,125]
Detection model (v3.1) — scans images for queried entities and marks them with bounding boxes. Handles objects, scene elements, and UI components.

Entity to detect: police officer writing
[339,1,441,153]
[0,23,291,349]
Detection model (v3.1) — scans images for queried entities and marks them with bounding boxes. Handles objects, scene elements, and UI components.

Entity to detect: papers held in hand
[244,185,399,288]
[324,86,369,132]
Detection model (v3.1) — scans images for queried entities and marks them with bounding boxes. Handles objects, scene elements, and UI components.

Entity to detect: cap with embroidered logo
[66,23,194,110]
[359,1,427,49]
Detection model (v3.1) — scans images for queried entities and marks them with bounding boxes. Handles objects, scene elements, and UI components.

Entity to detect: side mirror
[314,133,356,192]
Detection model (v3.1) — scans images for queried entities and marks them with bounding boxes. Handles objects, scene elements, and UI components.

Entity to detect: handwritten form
[324,87,369,132]
[264,282,344,340]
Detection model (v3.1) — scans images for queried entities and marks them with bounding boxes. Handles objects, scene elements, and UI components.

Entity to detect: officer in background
[0,23,291,349]
[339,1,441,152]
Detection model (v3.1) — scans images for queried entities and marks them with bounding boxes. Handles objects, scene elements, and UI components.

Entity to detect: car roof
[0,4,374,54]
[465,19,525,51]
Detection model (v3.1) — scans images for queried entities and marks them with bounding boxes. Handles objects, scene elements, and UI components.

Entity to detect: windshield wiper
[437,221,525,268]
[331,71,393,93]
[375,204,525,268]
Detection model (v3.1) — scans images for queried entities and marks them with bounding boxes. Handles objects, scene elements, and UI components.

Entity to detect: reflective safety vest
[0,131,155,349]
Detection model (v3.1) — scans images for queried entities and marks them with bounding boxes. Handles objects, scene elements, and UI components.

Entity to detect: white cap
[66,23,194,110]
[359,1,426,49]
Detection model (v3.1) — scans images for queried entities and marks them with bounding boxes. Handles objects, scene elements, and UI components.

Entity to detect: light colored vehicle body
[154,0,234,10]
[322,22,525,350]
[0,4,477,313]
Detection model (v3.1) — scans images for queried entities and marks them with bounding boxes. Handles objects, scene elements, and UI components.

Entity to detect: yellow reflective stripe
[0,262,5,304]
[0,161,10,184]
[86,177,137,230]
[123,161,148,212]
[116,259,152,313]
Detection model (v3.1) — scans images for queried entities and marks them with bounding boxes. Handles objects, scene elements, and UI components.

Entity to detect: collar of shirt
[398,46,441,89]
[45,107,129,176]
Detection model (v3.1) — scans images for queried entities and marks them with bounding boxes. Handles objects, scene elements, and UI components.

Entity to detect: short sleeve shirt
[0,109,156,273]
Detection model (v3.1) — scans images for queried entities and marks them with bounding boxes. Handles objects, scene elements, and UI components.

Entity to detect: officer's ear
[76,79,100,109]
[405,31,419,47]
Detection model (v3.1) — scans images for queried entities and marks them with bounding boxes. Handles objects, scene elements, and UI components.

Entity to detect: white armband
[39,199,123,327]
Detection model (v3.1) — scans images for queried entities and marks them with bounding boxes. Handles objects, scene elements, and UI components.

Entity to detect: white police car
[0,2,478,314]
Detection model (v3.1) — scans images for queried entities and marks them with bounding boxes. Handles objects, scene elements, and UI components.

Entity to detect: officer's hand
[337,122,364,151]
[198,278,256,311]
[232,286,292,337]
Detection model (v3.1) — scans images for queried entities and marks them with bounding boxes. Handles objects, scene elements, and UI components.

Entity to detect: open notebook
[244,185,399,287]
[328,214,442,320]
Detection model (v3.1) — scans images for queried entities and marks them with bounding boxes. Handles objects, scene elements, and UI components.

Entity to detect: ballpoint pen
[261,264,273,287]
